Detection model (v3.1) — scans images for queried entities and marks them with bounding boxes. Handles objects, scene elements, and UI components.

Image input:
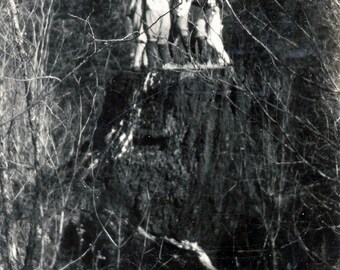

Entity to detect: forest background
[0,0,339,269]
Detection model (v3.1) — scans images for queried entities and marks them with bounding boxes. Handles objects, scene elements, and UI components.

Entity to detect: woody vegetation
[0,0,339,269]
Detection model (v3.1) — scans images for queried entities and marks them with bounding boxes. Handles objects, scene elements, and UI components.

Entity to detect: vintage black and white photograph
[0,0,339,269]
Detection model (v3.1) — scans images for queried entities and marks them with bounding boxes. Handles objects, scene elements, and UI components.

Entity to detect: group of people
[127,0,232,71]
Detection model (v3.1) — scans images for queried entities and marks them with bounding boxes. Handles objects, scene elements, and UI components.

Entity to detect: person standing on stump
[174,0,231,66]
[173,0,192,62]
[128,0,230,69]
[145,0,172,69]
[205,0,231,65]
[127,0,148,71]
[193,0,231,65]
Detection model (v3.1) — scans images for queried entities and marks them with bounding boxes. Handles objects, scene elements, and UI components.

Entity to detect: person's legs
[133,24,147,71]
[145,1,173,68]
[158,43,170,65]
[193,6,208,63]
[176,16,190,54]
[174,0,191,58]
[145,10,161,68]
[133,42,146,71]
[129,0,148,70]
[146,42,158,68]
[157,12,171,65]
[196,36,208,63]
[206,6,232,65]
[142,48,148,69]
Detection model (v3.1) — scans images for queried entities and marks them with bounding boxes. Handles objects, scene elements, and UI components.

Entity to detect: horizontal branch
[0,76,61,82]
